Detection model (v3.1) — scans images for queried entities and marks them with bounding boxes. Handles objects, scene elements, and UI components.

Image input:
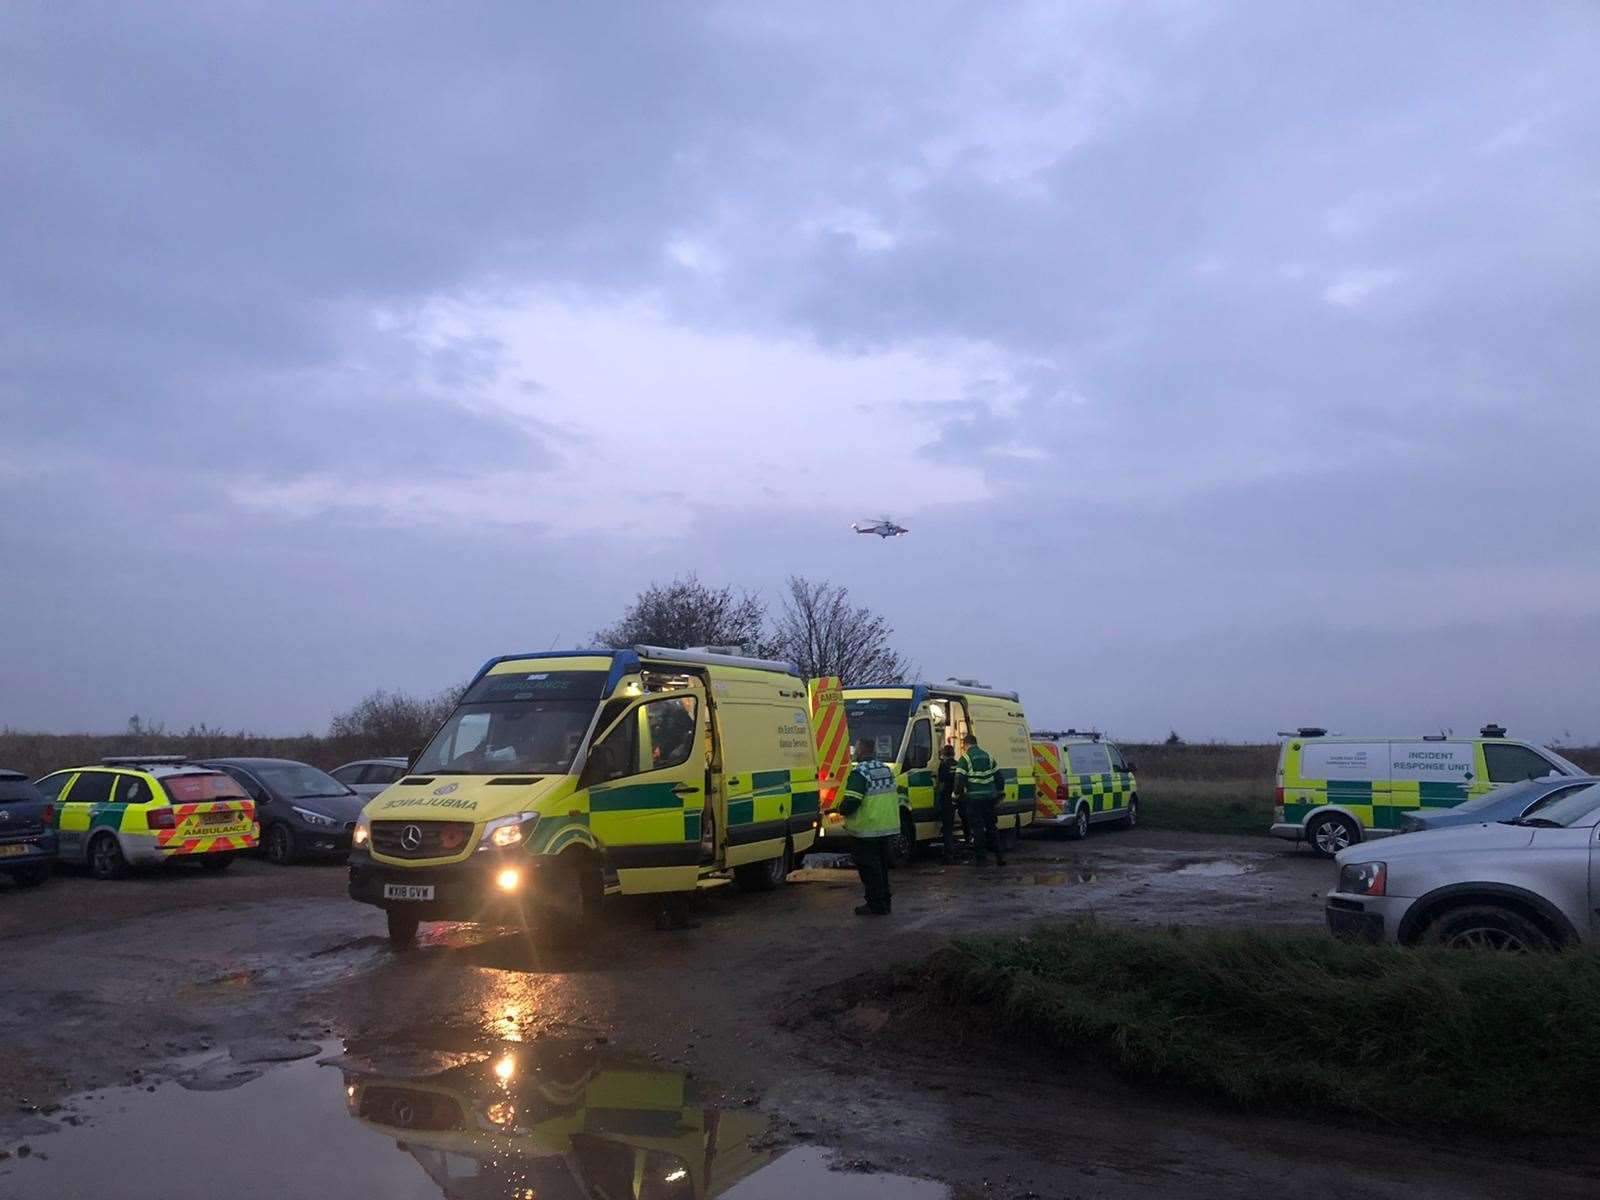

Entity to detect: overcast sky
[4,3,1598,742]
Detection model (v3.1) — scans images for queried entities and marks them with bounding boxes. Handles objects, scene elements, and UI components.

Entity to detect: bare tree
[594,574,769,653]
[769,576,911,684]
[328,683,466,752]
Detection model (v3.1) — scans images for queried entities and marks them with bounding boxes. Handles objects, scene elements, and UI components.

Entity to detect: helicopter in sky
[852,516,909,539]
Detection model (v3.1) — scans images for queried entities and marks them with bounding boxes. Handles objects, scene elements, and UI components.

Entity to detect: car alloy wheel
[1074,806,1089,840]
[1446,926,1529,952]
[1309,814,1357,857]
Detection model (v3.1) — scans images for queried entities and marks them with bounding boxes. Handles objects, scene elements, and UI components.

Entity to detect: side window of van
[644,696,699,771]
[1069,744,1112,776]
[1484,744,1561,784]
[905,719,933,769]
[1107,745,1128,772]
[65,770,115,806]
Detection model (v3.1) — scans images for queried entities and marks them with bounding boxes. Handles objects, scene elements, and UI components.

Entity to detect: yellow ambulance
[1030,731,1139,839]
[1273,724,1585,855]
[348,646,837,946]
[814,678,1035,860]
[343,1042,773,1199]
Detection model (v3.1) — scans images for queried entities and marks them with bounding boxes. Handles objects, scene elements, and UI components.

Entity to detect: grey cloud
[3,2,1599,735]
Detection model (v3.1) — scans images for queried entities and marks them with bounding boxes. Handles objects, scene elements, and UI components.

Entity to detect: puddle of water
[1167,860,1251,878]
[725,1146,949,1199]
[0,1035,948,1200]
[1025,870,1099,886]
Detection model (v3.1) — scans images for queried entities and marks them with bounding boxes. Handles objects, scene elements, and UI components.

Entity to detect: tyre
[1424,905,1555,953]
[888,813,915,867]
[542,850,605,942]
[199,853,234,872]
[1071,804,1090,841]
[733,839,792,892]
[1121,795,1139,829]
[1306,812,1360,858]
[264,822,298,866]
[386,909,420,949]
[88,832,129,880]
[8,864,51,888]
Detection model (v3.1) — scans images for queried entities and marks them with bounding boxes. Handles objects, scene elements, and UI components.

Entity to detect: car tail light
[147,807,176,830]
[820,786,836,809]
[40,804,55,828]
[1275,786,1284,805]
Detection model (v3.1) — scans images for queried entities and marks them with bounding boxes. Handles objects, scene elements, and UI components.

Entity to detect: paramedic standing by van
[936,742,963,861]
[956,733,1005,867]
[838,737,898,915]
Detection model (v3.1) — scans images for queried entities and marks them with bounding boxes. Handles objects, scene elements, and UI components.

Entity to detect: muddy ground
[1,830,1593,1199]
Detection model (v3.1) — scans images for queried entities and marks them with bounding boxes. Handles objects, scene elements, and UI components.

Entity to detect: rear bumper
[121,830,258,865]
[0,833,57,869]
[348,849,559,922]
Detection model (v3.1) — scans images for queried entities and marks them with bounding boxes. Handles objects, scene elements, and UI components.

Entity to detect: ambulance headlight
[1338,861,1386,896]
[481,813,539,850]
[352,815,371,847]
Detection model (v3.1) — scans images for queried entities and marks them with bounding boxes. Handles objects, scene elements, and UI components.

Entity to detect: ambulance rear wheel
[88,832,128,880]
[1071,805,1090,841]
[386,910,420,949]
[734,839,792,892]
[1307,813,1360,858]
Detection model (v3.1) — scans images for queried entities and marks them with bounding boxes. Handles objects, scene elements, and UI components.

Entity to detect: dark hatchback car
[197,758,365,865]
[0,769,57,887]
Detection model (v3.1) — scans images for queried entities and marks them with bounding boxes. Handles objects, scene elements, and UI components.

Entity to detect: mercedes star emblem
[400,824,423,851]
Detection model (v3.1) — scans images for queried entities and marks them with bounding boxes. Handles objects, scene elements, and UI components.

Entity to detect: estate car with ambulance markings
[1029,730,1138,839]
[32,756,258,879]
[1272,725,1582,857]
[349,646,843,947]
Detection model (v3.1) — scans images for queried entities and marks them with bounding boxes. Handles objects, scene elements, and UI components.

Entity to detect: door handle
[673,784,702,796]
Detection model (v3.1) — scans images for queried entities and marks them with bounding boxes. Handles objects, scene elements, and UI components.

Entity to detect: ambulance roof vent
[1480,723,1508,738]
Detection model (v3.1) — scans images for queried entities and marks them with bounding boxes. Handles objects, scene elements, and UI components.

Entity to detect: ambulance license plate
[0,844,30,858]
[384,884,434,901]
[201,812,236,826]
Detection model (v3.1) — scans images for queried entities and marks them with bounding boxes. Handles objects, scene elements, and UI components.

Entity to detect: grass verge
[919,922,1600,1133]
[1136,778,1273,836]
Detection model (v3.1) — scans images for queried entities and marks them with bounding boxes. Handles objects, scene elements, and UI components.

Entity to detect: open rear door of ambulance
[808,677,850,833]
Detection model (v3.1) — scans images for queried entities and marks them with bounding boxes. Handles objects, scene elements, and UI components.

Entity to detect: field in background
[4,732,1596,836]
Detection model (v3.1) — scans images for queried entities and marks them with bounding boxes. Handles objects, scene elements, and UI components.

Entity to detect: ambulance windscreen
[843,698,911,762]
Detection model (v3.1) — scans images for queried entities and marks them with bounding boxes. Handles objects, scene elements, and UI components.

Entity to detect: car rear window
[163,773,250,803]
[0,779,42,802]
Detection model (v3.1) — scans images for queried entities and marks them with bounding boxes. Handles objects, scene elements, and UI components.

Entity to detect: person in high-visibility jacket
[956,732,1006,867]
[838,736,899,915]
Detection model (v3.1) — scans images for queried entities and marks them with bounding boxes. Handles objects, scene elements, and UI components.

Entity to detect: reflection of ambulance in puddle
[343,1040,774,1199]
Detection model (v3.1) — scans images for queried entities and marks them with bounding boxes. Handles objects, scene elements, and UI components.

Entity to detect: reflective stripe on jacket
[842,759,899,838]
[955,746,999,801]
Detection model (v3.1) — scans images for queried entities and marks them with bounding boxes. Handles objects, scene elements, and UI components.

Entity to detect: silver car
[330,757,410,798]
[1326,781,1600,951]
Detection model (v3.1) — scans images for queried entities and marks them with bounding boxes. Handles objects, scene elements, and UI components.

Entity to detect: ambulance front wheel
[386,910,420,949]
[889,813,916,867]
[1121,796,1139,829]
[1307,813,1360,858]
